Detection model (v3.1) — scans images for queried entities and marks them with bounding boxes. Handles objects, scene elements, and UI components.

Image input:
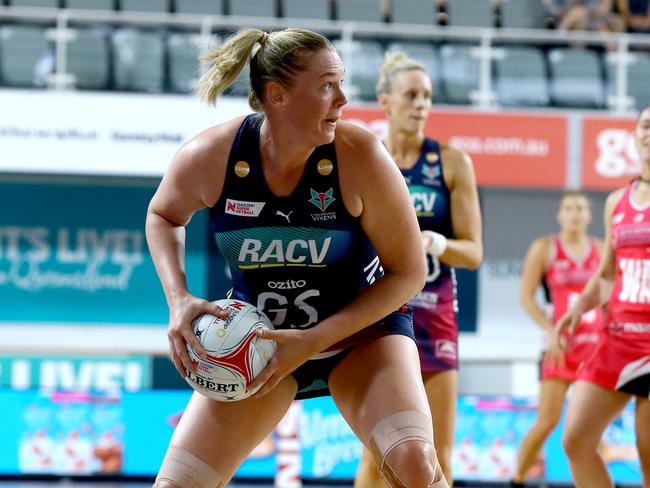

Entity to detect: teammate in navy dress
[355,52,483,487]
[146,29,448,488]
[557,106,650,488]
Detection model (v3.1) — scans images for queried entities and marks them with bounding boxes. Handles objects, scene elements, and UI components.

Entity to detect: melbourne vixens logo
[421,164,441,186]
[308,188,336,222]
[309,188,335,212]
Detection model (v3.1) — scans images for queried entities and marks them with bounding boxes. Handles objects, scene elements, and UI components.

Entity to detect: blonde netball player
[146,28,449,488]
[355,52,483,488]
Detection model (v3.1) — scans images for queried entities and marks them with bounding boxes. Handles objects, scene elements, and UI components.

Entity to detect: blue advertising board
[0,389,641,484]
[0,181,208,324]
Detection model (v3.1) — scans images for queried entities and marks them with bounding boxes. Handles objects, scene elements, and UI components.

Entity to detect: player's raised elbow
[520,291,535,311]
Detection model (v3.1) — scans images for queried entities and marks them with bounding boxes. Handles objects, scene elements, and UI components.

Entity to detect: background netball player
[511,191,602,487]
[557,106,650,488]
[146,29,448,488]
[355,52,483,487]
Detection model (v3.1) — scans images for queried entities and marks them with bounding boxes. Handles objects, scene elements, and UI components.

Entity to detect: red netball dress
[542,235,601,381]
[578,182,650,397]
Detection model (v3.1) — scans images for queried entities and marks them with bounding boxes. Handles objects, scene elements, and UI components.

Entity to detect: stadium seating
[174,0,224,15]
[336,0,383,22]
[119,0,170,12]
[167,31,204,92]
[0,0,643,110]
[111,28,165,91]
[548,47,605,108]
[335,39,385,100]
[282,0,330,20]
[627,52,650,110]
[66,0,115,9]
[439,43,480,104]
[9,0,59,6]
[494,46,549,106]
[446,0,494,28]
[0,25,51,87]
[229,0,277,18]
[607,51,650,111]
[499,0,548,29]
[390,0,436,25]
[67,27,110,89]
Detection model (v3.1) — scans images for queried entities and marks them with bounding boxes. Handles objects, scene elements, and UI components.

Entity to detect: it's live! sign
[581,116,641,190]
[343,107,568,188]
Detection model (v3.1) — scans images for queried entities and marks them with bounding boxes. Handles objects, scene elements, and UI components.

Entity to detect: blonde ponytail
[198,27,334,110]
[198,28,267,106]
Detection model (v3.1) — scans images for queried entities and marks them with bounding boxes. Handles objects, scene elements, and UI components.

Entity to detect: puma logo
[276,210,293,223]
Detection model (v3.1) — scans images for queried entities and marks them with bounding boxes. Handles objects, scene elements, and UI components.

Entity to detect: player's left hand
[248,327,314,398]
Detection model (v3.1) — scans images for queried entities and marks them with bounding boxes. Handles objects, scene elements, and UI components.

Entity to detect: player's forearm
[305,267,426,354]
[439,238,483,270]
[145,210,190,304]
[572,274,603,315]
[521,295,554,333]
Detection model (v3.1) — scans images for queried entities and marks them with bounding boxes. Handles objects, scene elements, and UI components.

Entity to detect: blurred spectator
[617,0,650,32]
[545,0,625,33]
[380,0,390,20]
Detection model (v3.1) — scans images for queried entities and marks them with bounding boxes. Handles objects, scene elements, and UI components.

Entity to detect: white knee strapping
[368,410,440,488]
[369,410,434,466]
[154,446,224,488]
[429,475,449,488]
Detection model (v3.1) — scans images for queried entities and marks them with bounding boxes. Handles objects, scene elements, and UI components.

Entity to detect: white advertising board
[0,90,252,176]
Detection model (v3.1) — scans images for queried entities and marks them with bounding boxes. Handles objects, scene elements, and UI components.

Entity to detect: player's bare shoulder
[529,234,554,261]
[333,120,397,216]
[170,116,246,207]
[606,187,627,214]
[175,116,245,173]
[440,144,474,185]
[334,120,389,174]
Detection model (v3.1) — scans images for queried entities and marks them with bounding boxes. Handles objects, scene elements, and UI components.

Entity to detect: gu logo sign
[582,117,640,189]
[594,129,640,178]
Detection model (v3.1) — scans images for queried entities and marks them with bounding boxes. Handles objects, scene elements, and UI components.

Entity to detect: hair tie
[259,32,270,47]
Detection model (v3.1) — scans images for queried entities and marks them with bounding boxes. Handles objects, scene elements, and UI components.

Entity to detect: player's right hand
[167,294,228,377]
[545,331,566,368]
[556,303,583,336]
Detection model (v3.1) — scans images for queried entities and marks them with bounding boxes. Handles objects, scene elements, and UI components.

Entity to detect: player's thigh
[537,379,571,424]
[328,334,429,443]
[169,375,298,479]
[563,381,629,449]
[422,370,457,446]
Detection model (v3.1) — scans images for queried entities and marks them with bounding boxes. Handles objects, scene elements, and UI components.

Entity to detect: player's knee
[155,446,224,488]
[562,426,588,459]
[385,439,437,488]
[367,410,448,488]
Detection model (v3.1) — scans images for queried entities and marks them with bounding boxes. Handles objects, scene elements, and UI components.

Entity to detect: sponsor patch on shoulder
[225,199,266,217]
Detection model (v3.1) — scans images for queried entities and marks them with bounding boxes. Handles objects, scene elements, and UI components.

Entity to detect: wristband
[422,230,448,257]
